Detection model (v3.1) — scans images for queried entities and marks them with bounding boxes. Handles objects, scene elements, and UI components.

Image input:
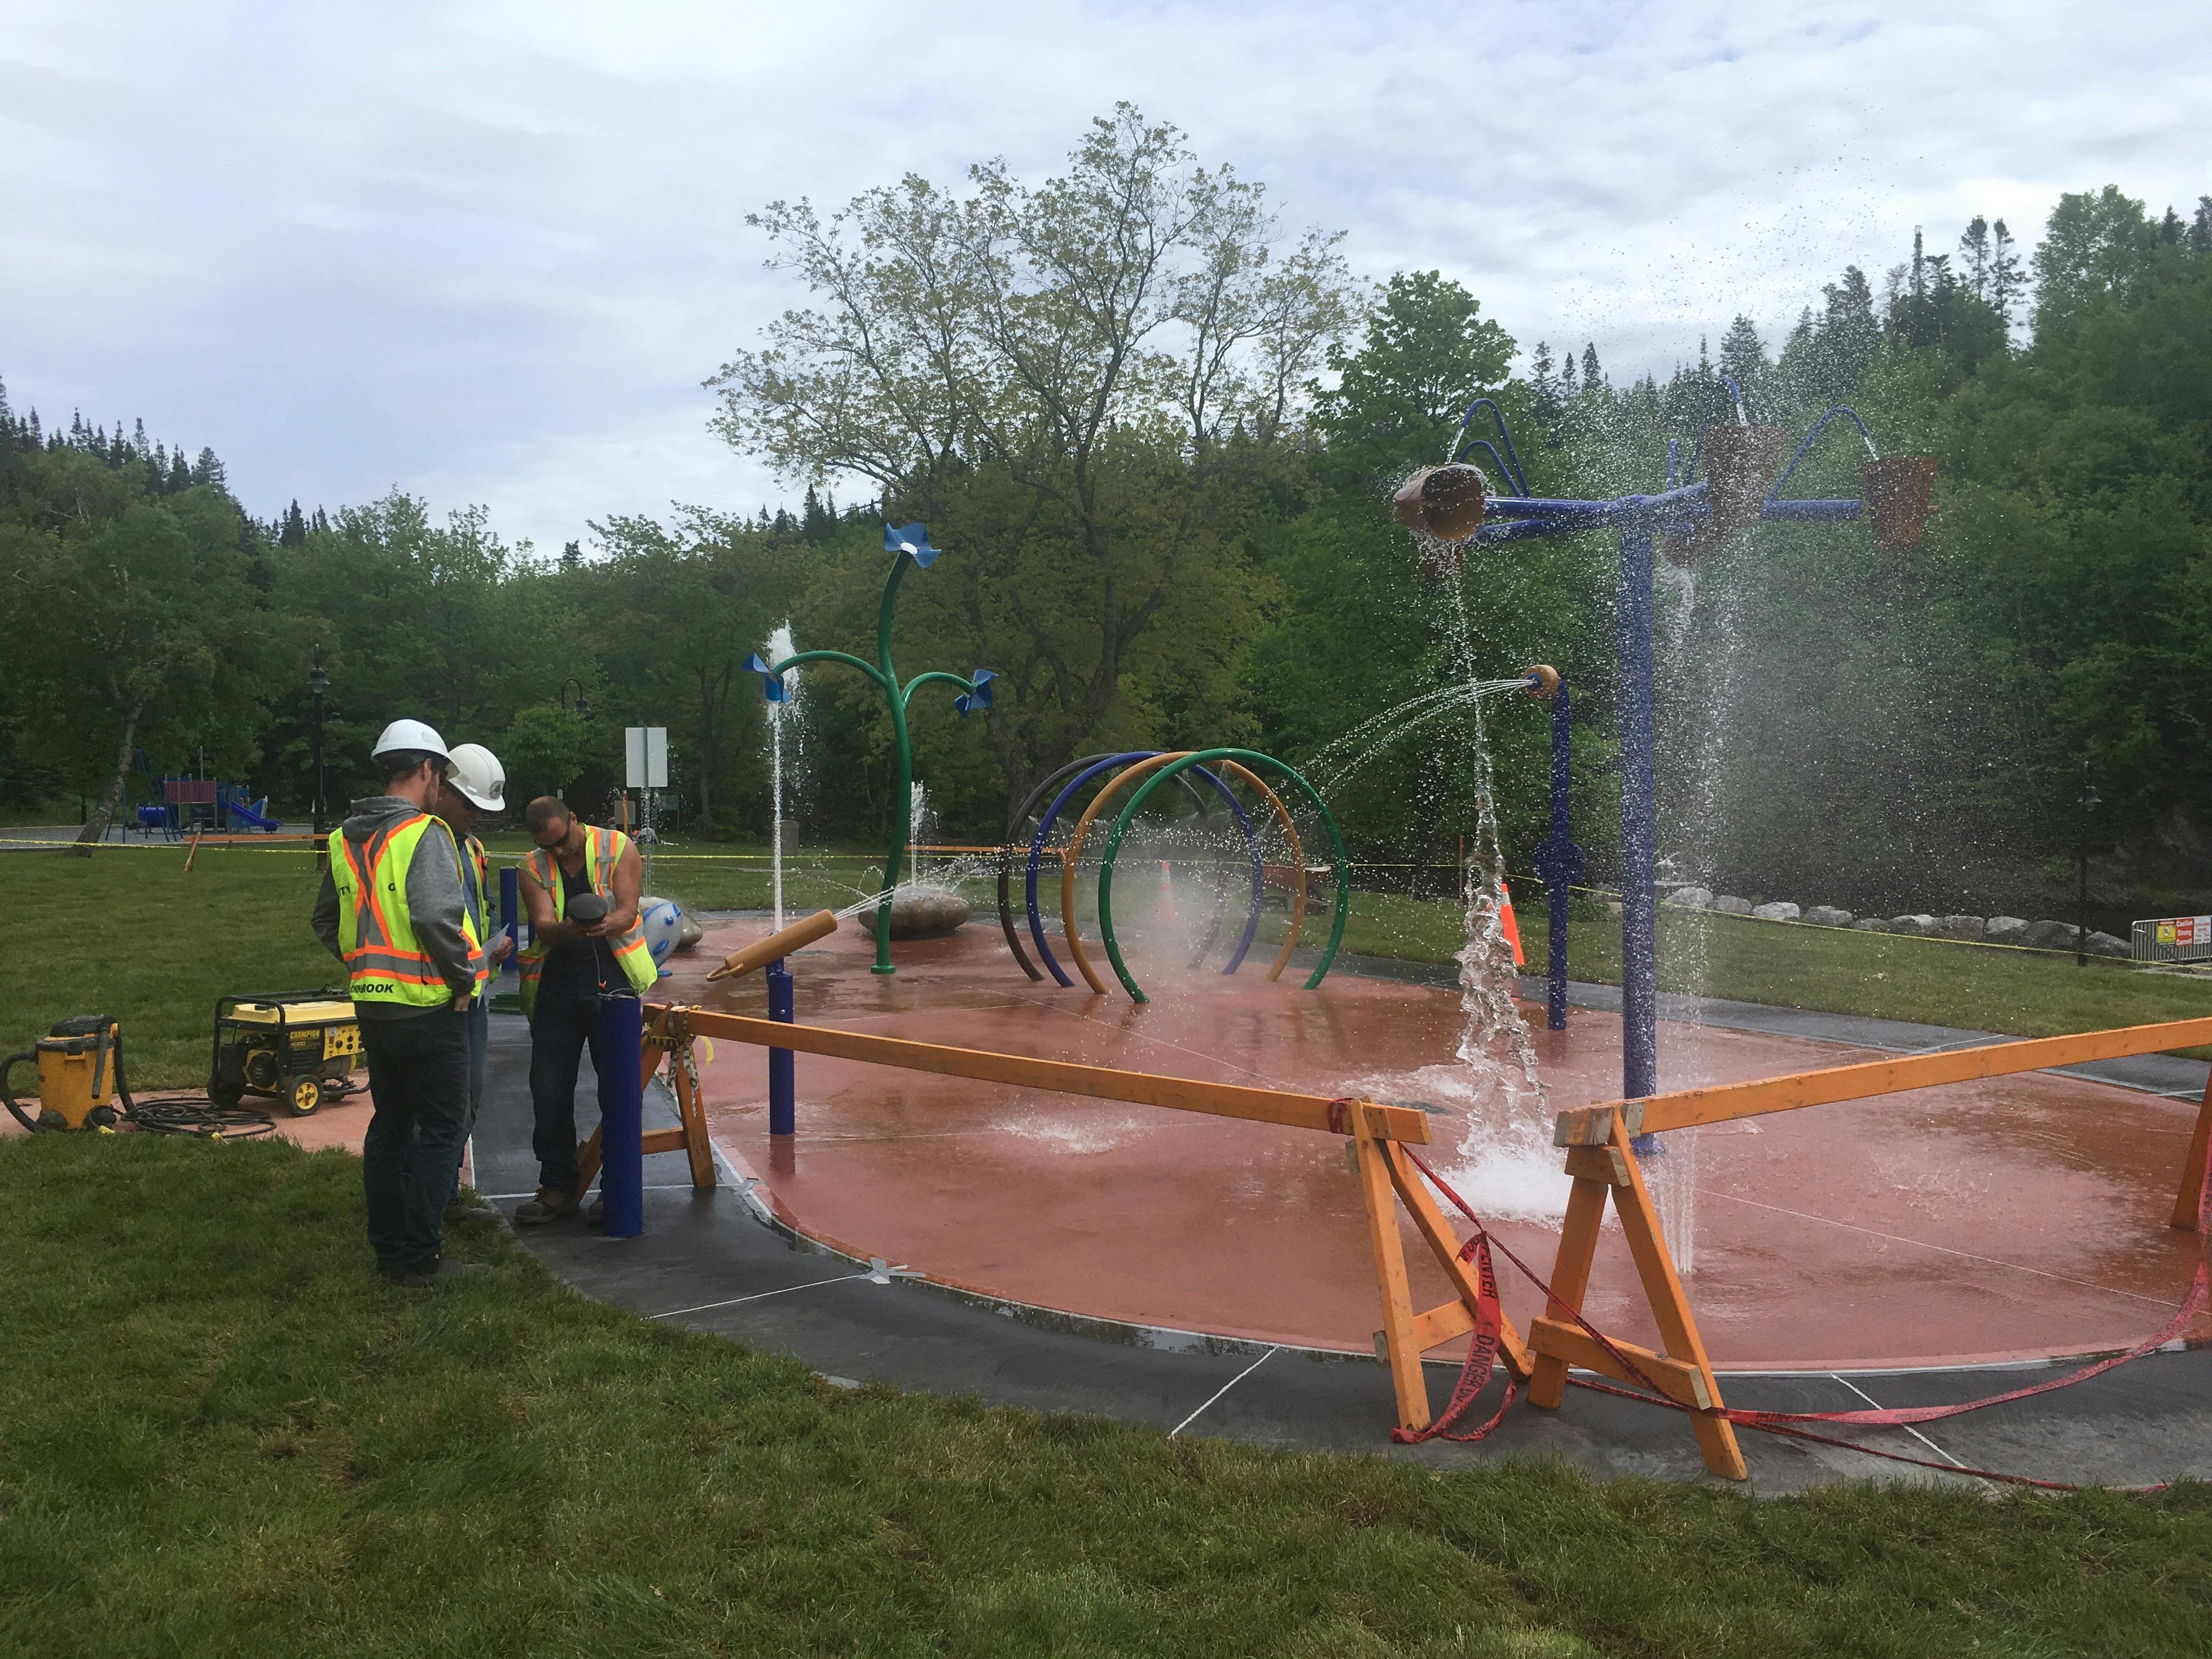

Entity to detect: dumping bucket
[1392,464,1487,543]
[1862,455,1937,550]
[1701,425,1785,533]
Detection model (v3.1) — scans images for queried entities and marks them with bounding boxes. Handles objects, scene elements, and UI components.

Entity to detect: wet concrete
[661,915,2210,1373]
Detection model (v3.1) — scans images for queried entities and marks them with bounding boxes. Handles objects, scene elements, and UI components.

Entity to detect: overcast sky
[3,1,2205,551]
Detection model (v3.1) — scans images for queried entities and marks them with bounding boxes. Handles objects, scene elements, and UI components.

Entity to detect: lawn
[3,1128,2208,1656]
[12,844,2212,1088]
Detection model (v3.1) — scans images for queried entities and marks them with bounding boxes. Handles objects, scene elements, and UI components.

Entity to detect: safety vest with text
[329,814,484,1008]
[518,825,655,1018]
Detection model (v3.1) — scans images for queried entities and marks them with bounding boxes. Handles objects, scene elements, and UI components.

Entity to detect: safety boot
[514,1186,580,1226]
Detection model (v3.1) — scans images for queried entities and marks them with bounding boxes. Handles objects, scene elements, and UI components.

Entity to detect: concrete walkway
[475,979,2212,1496]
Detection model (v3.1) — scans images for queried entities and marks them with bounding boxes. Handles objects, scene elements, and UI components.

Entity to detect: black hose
[2,1049,41,1132]
[126,1095,277,1138]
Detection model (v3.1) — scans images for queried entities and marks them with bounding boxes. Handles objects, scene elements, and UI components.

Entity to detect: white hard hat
[370,718,452,766]
[445,742,506,811]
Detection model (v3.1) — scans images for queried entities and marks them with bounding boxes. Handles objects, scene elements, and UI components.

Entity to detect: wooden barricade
[1536,1015,2212,1479]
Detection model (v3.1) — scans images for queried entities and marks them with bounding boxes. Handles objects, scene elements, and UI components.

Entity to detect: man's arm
[311,865,345,961]
[406,820,483,1006]
[521,856,586,947]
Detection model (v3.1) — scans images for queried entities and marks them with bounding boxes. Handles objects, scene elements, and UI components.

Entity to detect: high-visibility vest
[462,833,493,995]
[329,813,484,1008]
[518,825,654,1018]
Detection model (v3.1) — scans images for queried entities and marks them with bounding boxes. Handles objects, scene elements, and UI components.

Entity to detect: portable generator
[2,1015,131,1132]
[209,992,362,1117]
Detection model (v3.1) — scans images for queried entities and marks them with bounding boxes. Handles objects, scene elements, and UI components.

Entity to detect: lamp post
[748,523,995,975]
[1402,391,1934,1111]
[308,643,329,866]
[2076,761,2101,968]
[558,678,593,802]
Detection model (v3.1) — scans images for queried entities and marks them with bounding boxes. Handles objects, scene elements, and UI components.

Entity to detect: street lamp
[746,522,996,975]
[2077,761,2102,968]
[560,677,593,723]
[308,642,329,857]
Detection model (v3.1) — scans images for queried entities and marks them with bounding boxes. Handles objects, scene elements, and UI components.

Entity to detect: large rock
[2019,919,2080,951]
[887,884,971,939]
[1804,905,1854,928]
[1708,895,1753,915]
[1850,917,1887,932]
[1752,901,1800,922]
[1662,887,1713,910]
[1930,915,1987,941]
[2086,929,2131,958]
[1983,916,2030,945]
[1887,914,1936,936]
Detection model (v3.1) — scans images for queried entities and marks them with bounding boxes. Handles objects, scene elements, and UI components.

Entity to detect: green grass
[12,848,2212,1088]
[4,1130,2209,1656]
[1268,888,2212,1046]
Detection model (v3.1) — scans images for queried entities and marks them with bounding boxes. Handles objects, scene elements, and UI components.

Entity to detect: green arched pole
[1096,748,1350,1004]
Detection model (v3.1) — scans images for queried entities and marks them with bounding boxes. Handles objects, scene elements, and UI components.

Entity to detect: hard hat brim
[453,782,505,811]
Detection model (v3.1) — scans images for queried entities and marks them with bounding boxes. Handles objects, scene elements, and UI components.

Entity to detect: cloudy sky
[3,2,2204,551]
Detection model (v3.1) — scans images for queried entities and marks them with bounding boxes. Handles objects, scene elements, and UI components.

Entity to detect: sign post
[624,726,669,888]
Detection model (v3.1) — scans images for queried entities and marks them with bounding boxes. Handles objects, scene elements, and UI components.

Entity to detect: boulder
[1804,905,1854,928]
[1850,917,1887,932]
[1930,915,1987,941]
[1887,915,1936,936]
[886,884,971,939]
[1983,916,2030,945]
[2019,919,2080,951]
[1708,895,1753,915]
[1661,887,1713,910]
[2086,929,2131,958]
[1751,901,1801,922]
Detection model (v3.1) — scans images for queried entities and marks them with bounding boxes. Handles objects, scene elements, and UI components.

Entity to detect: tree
[2033,186,2154,338]
[709,105,1358,805]
[1960,216,1993,300]
[279,499,308,547]
[1991,219,2027,323]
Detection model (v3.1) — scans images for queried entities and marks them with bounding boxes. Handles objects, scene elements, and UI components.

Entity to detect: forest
[3,111,2208,925]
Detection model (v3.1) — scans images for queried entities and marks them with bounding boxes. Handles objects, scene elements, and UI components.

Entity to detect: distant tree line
[3,113,2208,920]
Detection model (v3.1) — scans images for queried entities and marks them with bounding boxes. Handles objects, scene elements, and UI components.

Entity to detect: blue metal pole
[599,994,645,1238]
[767,958,795,1136]
[1548,684,1572,1032]
[1617,516,1660,1110]
[499,865,520,972]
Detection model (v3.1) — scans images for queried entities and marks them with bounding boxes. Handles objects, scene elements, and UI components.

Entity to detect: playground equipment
[744,524,995,977]
[208,992,361,1116]
[1416,388,1934,1103]
[3,1016,129,1132]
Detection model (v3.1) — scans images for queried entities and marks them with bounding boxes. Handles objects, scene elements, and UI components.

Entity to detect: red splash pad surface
[667,917,2209,1371]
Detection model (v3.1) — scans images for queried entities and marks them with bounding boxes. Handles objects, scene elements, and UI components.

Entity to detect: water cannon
[1392,464,1487,544]
[1520,664,1561,700]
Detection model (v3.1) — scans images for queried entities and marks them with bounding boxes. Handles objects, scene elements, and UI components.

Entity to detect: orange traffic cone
[1498,878,1525,968]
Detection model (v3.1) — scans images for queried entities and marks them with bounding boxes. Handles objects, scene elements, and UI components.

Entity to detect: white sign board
[624,726,668,789]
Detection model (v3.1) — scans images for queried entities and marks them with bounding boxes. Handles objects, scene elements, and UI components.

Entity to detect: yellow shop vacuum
[3,1015,132,1132]
[209,992,363,1117]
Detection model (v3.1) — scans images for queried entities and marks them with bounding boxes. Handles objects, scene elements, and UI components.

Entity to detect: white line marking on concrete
[1829,1373,1965,1468]
[648,1275,868,1319]
[1170,1346,1278,1437]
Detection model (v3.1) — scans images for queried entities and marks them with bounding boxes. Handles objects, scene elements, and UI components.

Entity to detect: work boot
[514,1187,580,1226]
[445,1192,502,1227]
[433,1257,490,1281]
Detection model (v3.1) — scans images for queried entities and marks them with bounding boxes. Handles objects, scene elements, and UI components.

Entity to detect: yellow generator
[210,992,362,1117]
[3,1015,130,1132]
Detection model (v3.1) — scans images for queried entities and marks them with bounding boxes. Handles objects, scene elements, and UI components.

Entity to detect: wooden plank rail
[1555,1015,2212,1144]
[658,1007,1431,1143]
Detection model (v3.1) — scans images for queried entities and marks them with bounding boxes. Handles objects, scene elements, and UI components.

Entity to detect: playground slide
[230,798,283,832]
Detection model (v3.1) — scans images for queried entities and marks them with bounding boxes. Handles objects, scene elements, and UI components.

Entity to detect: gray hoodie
[312,796,479,1018]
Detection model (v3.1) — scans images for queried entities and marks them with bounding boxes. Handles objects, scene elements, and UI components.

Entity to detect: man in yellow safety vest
[310,719,486,1287]
[513,795,654,1224]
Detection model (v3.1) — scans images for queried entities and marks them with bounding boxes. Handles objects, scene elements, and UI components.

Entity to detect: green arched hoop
[1097,748,1350,1004]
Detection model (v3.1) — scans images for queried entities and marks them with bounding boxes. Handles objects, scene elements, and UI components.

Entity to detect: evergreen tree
[1990,219,2026,322]
[279,499,308,548]
[1580,342,1603,391]
[1959,216,1993,300]
[800,483,832,542]
[167,449,191,492]
[311,506,328,534]
[560,539,582,572]
[1527,341,1562,438]
[132,417,149,457]
[1559,349,1578,398]
[191,447,225,489]
[1716,315,1767,408]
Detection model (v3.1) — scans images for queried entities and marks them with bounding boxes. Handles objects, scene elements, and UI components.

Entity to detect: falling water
[909,781,935,882]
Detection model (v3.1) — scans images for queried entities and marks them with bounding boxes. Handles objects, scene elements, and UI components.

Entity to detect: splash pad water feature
[641,496,2211,1479]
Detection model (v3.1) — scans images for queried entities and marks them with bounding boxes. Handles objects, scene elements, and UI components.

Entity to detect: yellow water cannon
[3,1016,131,1132]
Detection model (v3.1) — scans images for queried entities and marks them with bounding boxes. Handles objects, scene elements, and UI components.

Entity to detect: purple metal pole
[599,994,644,1237]
[1547,684,1573,1031]
[1617,515,1660,1115]
[767,958,795,1136]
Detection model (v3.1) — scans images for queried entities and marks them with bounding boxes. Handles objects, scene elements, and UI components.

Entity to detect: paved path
[476,984,2212,1495]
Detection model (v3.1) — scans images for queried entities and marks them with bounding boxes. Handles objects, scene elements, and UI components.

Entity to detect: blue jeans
[359,1009,471,1276]
[445,998,489,1209]
[528,986,636,1194]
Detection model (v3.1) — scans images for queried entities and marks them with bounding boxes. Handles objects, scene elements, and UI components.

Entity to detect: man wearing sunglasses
[511,795,654,1224]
